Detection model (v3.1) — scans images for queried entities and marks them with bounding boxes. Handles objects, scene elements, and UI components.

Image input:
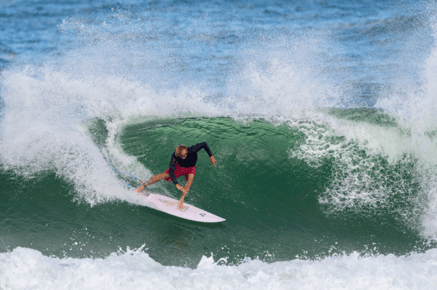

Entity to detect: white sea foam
[285,12,437,231]
[0,57,223,205]
[368,16,437,236]
[1,246,437,290]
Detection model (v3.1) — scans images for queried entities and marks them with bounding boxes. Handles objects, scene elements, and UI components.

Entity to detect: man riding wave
[136,142,217,209]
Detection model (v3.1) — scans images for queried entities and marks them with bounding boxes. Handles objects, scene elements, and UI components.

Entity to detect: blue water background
[1,0,433,106]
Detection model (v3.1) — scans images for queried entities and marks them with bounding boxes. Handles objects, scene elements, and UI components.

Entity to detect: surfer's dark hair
[175,145,188,157]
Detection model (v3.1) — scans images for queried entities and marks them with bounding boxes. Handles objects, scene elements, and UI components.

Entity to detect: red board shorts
[165,163,197,182]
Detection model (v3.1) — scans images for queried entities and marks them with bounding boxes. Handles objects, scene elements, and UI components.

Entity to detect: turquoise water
[2,0,437,289]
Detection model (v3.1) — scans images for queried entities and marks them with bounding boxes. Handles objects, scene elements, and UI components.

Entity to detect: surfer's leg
[136,172,170,192]
[146,172,170,186]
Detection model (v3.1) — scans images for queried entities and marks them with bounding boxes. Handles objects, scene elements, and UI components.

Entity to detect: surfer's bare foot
[136,185,145,193]
[178,200,184,209]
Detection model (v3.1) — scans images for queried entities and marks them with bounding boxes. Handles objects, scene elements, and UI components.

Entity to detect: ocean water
[1,0,437,289]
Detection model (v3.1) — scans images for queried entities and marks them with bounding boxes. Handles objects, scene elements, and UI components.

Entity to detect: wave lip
[1,246,437,290]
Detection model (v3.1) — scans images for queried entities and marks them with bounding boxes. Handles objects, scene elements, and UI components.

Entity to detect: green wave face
[114,114,431,265]
[1,110,435,267]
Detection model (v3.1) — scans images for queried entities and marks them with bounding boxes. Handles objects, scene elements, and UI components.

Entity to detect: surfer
[136,142,217,209]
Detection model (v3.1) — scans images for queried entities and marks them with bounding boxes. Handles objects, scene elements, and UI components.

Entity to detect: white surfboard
[135,191,226,223]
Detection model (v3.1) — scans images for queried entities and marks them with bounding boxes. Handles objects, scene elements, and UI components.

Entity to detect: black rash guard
[169,142,213,185]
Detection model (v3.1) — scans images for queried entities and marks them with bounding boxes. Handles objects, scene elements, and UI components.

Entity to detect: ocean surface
[1,0,437,289]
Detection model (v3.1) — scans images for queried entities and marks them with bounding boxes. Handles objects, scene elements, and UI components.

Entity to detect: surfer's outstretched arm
[190,142,217,167]
[190,142,213,156]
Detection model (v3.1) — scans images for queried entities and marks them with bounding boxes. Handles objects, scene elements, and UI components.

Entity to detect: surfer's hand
[210,156,217,167]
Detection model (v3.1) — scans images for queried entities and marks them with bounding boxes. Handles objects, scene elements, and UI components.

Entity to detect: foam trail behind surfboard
[104,155,139,189]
